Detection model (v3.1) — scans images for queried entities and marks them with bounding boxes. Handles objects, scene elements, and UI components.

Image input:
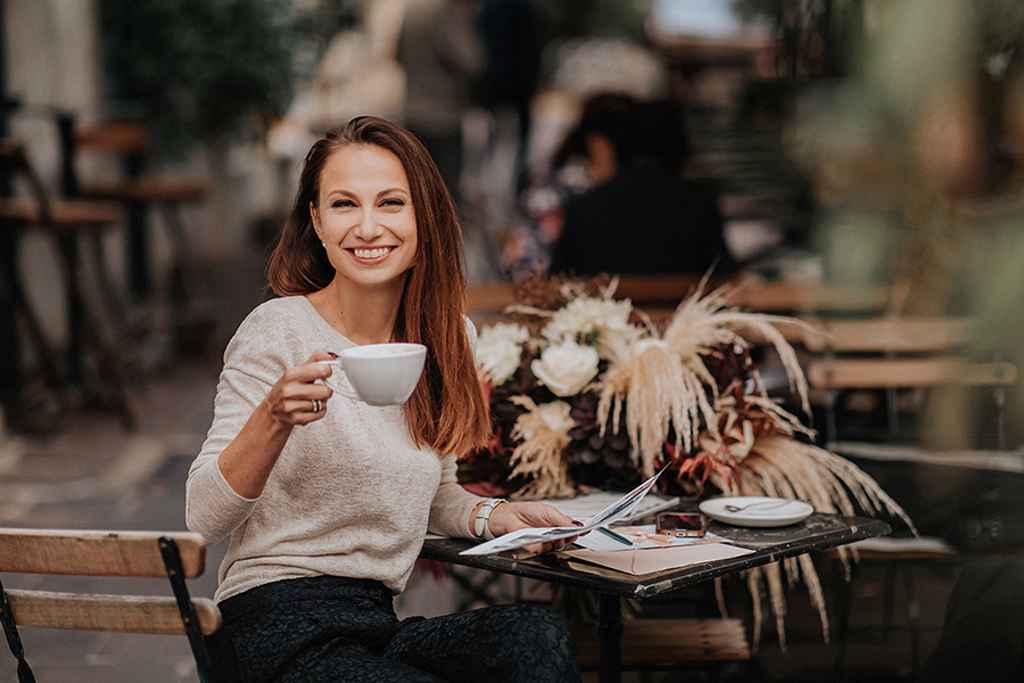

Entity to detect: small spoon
[724,499,798,513]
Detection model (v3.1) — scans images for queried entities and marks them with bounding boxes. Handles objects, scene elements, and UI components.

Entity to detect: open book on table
[459,463,671,556]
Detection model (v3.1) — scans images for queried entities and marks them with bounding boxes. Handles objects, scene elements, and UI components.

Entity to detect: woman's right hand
[263,351,336,427]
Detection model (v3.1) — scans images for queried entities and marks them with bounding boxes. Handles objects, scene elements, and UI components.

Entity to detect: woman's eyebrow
[376,188,409,199]
[325,188,358,200]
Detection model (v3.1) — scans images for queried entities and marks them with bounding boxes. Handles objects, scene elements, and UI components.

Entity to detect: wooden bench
[0,529,220,682]
[571,618,751,672]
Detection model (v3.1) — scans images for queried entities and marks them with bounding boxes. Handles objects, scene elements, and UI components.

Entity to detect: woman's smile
[345,245,398,265]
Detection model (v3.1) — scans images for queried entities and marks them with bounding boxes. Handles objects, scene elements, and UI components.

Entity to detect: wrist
[469,498,508,540]
[259,400,293,438]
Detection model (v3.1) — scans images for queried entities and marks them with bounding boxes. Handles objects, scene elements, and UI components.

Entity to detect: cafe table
[421,513,891,683]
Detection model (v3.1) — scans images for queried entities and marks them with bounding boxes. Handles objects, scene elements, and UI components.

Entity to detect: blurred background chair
[56,113,213,357]
[0,140,133,430]
[805,320,1020,678]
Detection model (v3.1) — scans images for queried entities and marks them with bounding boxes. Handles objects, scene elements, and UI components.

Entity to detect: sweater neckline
[298,295,357,351]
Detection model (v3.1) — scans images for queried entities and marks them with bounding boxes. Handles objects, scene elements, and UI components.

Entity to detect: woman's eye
[332,199,355,209]
[381,198,405,208]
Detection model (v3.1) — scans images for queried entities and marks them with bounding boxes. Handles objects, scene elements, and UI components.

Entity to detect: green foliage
[99,0,298,155]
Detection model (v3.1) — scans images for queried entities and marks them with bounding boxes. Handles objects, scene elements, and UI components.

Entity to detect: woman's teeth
[353,247,392,259]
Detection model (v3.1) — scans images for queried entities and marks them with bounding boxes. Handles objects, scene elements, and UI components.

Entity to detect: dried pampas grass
[508,396,576,499]
[597,339,717,477]
[596,279,817,479]
[664,280,812,413]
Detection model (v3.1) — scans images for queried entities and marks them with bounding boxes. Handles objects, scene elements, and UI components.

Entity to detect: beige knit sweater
[185,296,484,603]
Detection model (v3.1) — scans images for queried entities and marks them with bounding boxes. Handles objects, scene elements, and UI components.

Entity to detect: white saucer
[699,496,814,528]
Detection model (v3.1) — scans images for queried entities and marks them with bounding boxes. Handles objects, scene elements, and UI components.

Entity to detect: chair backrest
[801,317,972,353]
[803,317,1017,448]
[807,358,1017,390]
[726,281,895,314]
[0,528,219,682]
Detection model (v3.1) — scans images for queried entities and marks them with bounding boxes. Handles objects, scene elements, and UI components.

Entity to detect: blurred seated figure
[548,93,736,277]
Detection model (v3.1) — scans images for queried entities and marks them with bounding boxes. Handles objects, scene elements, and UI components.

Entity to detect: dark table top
[421,513,891,599]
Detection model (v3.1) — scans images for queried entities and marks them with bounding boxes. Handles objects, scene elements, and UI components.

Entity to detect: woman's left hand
[487,501,582,554]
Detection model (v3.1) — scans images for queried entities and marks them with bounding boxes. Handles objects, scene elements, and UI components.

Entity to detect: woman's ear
[309,201,321,240]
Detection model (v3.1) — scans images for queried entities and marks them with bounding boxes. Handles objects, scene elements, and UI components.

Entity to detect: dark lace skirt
[206,575,580,683]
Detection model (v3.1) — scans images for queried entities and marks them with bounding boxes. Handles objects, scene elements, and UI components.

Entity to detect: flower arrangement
[466,275,913,648]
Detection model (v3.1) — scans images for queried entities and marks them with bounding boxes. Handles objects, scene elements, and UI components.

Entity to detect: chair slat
[614,275,705,305]
[808,358,1017,389]
[75,123,149,154]
[5,589,221,636]
[466,278,894,315]
[802,318,972,352]
[726,282,891,313]
[466,282,516,314]
[571,618,750,668]
[0,529,205,577]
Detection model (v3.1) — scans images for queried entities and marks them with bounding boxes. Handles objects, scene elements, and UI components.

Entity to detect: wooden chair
[808,356,1016,448]
[0,140,134,429]
[0,529,220,682]
[805,320,1019,678]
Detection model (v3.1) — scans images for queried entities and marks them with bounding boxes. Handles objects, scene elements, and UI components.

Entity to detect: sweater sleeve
[185,304,292,544]
[428,454,485,538]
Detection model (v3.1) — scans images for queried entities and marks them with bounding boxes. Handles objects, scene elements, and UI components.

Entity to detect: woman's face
[311,143,418,288]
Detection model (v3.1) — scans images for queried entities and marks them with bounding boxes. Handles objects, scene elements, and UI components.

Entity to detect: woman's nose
[354,210,383,240]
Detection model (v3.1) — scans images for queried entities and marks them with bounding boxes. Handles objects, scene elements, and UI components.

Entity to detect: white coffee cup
[317,343,426,406]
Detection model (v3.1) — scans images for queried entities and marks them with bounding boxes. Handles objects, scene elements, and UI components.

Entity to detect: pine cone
[565,392,642,491]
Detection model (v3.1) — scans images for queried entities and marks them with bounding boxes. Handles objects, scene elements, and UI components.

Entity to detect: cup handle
[316,361,361,402]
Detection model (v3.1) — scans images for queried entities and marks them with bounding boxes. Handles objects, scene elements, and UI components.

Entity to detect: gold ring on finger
[312,399,322,413]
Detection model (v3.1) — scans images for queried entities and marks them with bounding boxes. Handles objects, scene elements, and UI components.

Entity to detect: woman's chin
[338,266,408,289]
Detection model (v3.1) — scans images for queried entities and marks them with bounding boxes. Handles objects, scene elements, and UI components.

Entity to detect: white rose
[476,323,529,385]
[531,340,600,397]
[542,296,639,361]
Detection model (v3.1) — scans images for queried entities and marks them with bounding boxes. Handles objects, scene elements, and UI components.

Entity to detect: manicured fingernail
[572,520,584,527]
[327,352,339,359]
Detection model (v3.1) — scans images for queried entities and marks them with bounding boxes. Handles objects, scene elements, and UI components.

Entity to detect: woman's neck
[310,275,405,346]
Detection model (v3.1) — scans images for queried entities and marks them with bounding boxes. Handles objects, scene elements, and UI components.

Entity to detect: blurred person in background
[548,92,735,277]
[477,0,543,193]
[396,0,484,204]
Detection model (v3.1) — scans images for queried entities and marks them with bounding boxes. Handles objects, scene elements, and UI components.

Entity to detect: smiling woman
[267,117,483,456]
[188,117,581,682]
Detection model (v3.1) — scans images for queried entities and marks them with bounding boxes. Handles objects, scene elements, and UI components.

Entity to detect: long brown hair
[267,116,490,456]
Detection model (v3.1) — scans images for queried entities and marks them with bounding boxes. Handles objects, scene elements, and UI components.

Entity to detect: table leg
[126,200,150,300]
[597,593,623,683]
[833,559,855,682]
[56,231,84,385]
